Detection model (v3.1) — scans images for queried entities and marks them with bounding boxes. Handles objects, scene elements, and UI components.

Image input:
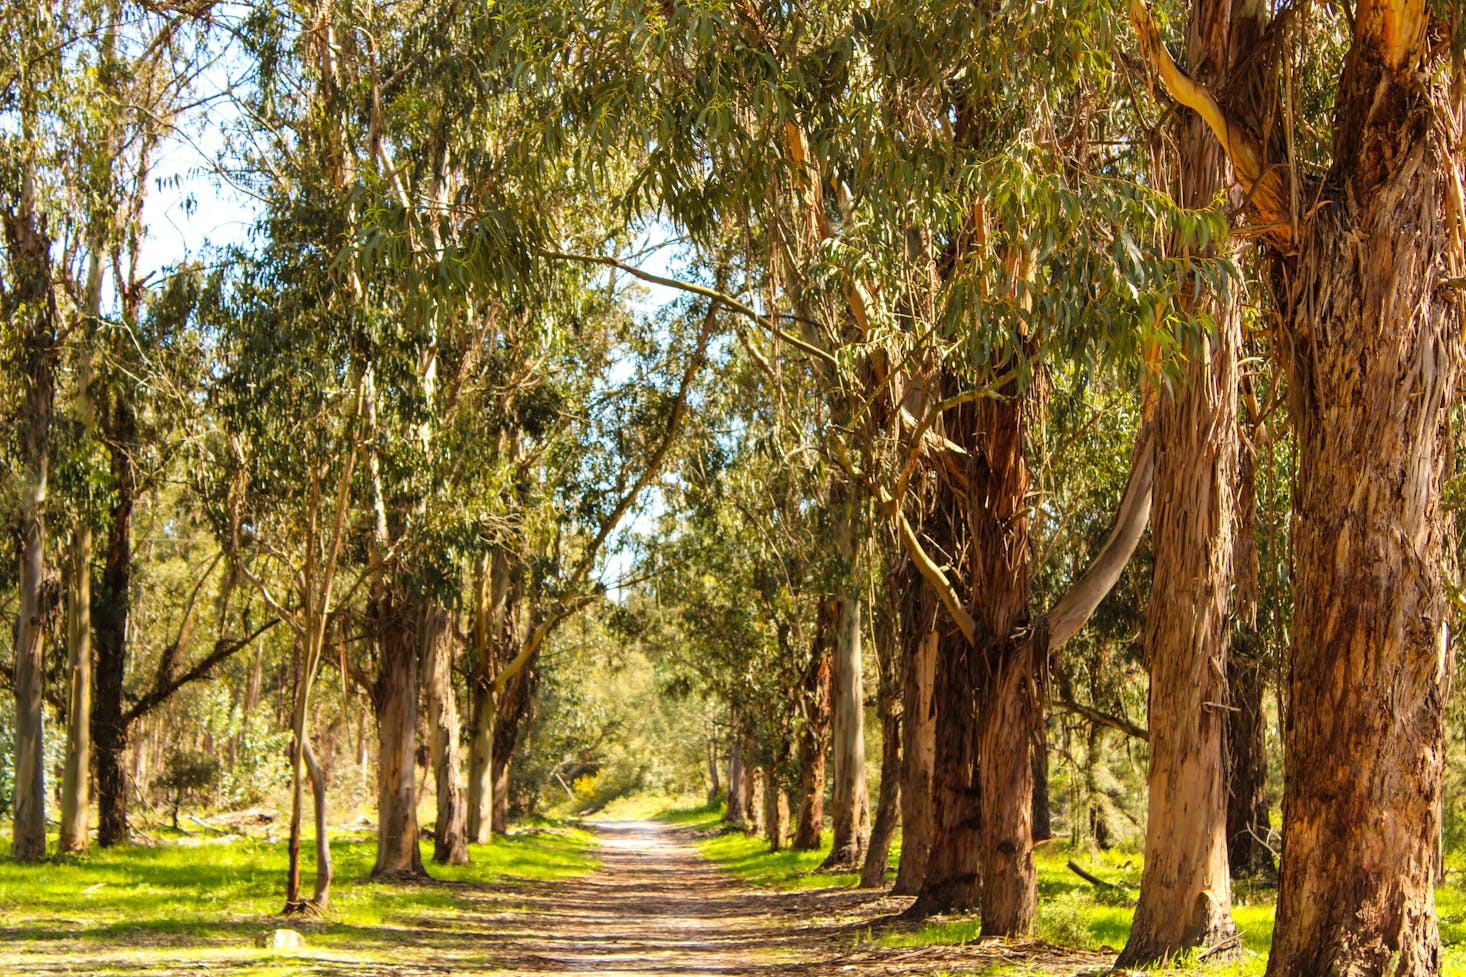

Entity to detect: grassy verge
[875,846,1466,977]
[0,821,598,976]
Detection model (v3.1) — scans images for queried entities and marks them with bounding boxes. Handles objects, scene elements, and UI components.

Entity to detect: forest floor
[0,817,1118,977]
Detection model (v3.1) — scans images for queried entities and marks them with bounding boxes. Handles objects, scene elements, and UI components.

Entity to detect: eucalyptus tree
[1128,0,1463,966]
[1,0,64,861]
[207,0,376,899]
[1117,0,1250,952]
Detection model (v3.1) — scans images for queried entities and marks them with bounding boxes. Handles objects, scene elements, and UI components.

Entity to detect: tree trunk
[371,594,427,878]
[823,593,870,869]
[793,602,834,851]
[859,671,902,888]
[6,174,57,864]
[93,380,137,849]
[1031,727,1051,843]
[1264,54,1456,977]
[491,664,535,834]
[1227,408,1274,879]
[724,734,747,824]
[761,761,787,852]
[914,623,981,914]
[745,763,765,836]
[1225,647,1272,878]
[970,394,1038,938]
[1119,44,1242,960]
[705,729,721,805]
[422,603,469,866]
[59,247,101,856]
[492,751,512,834]
[303,735,332,908]
[466,680,494,843]
[894,627,936,895]
[59,519,94,854]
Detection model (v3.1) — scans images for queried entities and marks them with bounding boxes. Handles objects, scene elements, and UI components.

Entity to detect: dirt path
[485,819,1109,977]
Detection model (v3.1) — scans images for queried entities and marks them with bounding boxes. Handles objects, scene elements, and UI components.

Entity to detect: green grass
[865,844,1466,976]
[0,822,598,975]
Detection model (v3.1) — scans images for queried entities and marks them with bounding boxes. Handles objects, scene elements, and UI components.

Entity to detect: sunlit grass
[0,822,598,975]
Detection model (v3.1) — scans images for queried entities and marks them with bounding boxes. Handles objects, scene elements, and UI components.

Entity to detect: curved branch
[1052,693,1150,741]
[888,500,977,644]
[542,250,838,368]
[1042,421,1155,650]
[1127,0,1291,243]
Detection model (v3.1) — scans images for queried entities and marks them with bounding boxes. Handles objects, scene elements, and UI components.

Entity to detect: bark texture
[1265,46,1457,977]
[761,761,788,851]
[1119,14,1242,957]
[93,380,138,848]
[793,604,834,851]
[823,594,870,869]
[59,520,94,854]
[371,594,427,879]
[422,603,469,866]
[914,475,981,914]
[969,394,1039,938]
[6,175,57,863]
[1227,414,1274,879]
[861,568,905,889]
[724,735,747,824]
[893,625,936,895]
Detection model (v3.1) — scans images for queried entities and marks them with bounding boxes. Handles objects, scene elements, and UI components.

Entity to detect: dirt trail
[487,819,1108,977]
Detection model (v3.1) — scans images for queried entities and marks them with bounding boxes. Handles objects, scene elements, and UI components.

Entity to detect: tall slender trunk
[893,626,936,895]
[724,731,747,823]
[823,592,870,869]
[59,248,101,856]
[1119,29,1242,957]
[7,171,57,864]
[761,761,788,851]
[859,671,902,888]
[93,385,137,848]
[422,603,469,865]
[705,729,721,805]
[1264,51,1457,977]
[371,593,427,878]
[793,601,834,851]
[970,394,1038,938]
[59,520,93,854]
[302,735,332,908]
[284,625,332,912]
[1226,413,1273,879]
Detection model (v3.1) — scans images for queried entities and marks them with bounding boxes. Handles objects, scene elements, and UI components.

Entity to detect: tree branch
[1052,693,1150,741]
[126,619,279,724]
[1041,420,1155,650]
[542,250,838,368]
[1127,0,1291,244]
[887,499,977,644]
